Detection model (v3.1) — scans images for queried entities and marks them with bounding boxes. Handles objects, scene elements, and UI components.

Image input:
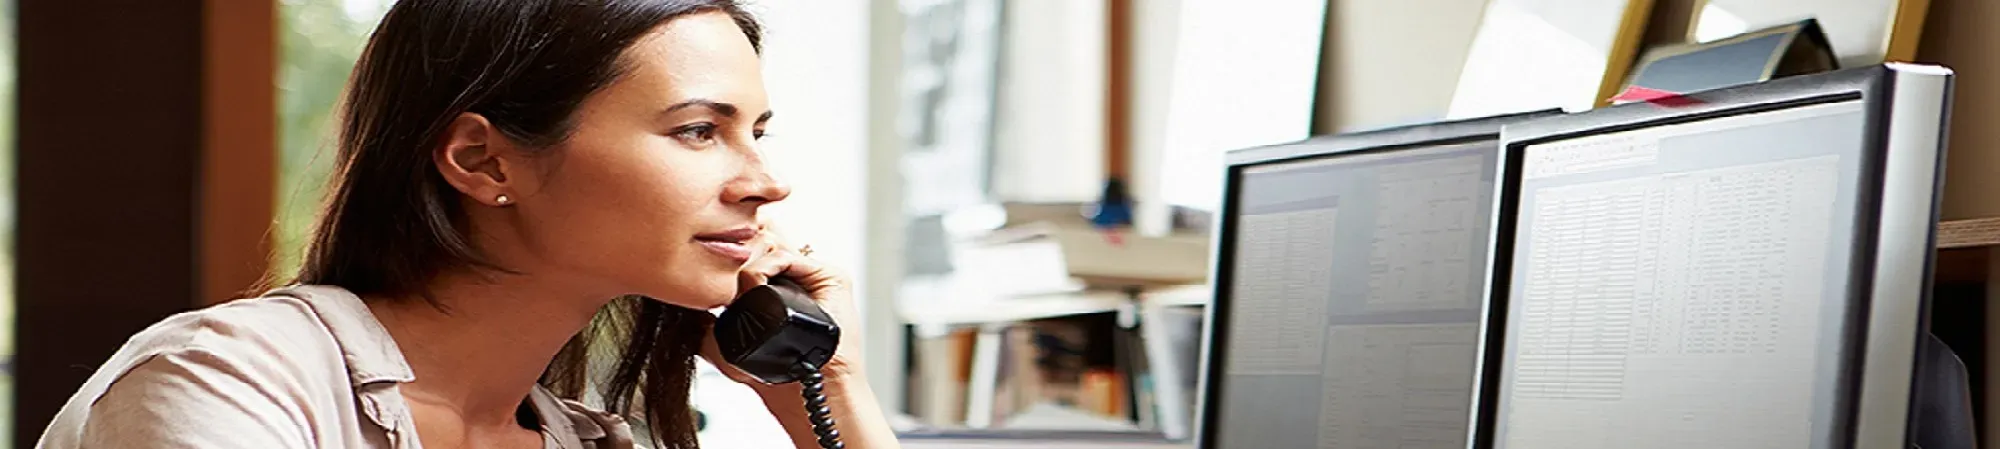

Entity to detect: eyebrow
[665,99,737,117]
[664,99,775,124]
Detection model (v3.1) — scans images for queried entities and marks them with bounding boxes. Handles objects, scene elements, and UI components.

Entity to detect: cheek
[626,170,740,307]
[521,145,737,299]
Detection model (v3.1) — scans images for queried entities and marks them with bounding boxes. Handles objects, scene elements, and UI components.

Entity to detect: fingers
[748,218,837,282]
[757,218,793,248]
[737,246,838,296]
[753,217,800,258]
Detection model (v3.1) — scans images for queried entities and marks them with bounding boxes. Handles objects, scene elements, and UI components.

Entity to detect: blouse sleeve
[77,349,313,448]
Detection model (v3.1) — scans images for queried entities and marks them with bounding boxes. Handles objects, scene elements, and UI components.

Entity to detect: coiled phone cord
[794,361,844,449]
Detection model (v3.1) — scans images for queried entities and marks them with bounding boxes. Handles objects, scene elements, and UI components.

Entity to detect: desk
[899,430,1191,449]
[900,286,1131,337]
[905,441,1189,449]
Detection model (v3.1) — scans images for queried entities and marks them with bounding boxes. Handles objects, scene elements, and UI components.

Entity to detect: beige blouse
[33,285,636,449]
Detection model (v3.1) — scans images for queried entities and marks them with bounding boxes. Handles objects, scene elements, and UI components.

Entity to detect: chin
[689,287,734,309]
[644,291,729,311]
[644,276,737,310]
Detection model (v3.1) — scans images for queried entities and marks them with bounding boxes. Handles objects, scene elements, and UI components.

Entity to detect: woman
[35,1,900,448]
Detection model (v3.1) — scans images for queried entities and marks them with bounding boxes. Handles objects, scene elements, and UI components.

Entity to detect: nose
[724,153,791,206]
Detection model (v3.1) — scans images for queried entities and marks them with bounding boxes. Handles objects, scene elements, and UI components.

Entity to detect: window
[274,0,388,274]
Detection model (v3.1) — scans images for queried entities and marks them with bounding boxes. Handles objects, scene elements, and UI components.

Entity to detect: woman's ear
[434,112,519,207]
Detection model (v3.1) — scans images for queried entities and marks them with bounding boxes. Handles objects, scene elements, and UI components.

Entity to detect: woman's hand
[699,223,903,449]
[697,224,866,387]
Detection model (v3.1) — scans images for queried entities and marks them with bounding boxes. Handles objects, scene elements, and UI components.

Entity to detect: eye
[753,128,768,140]
[671,123,718,145]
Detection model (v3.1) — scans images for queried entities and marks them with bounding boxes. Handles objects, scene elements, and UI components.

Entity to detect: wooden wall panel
[15,0,276,442]
[202,0,278,303]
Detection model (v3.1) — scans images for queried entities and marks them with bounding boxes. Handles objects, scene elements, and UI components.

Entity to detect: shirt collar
[530,386,590,449]
[264,285,418,386]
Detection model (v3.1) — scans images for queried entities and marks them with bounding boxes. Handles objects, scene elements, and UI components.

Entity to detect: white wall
[1316,0,1489,133]
[862,0,911,418]
[1149,0,1326,215]
[990,0,1108,203]
[1448,0,1641,119]
[756,0,871,291]
[1127,0,1183,235]
[1135,0,1493,230]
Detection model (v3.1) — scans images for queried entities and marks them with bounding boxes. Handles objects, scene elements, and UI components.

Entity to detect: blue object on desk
[1089,178,1133,229]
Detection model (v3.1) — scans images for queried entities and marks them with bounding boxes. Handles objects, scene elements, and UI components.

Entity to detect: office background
[2,0,1999,448]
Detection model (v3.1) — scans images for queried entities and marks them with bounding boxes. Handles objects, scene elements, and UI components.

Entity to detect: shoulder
[37,290,366,448]
[92,288,367,399]
[103,285,402,393]
[168,292,339,342]
[123,292,350,371]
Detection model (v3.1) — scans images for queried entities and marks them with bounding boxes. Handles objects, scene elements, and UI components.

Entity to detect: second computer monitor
[1479,64,1952,449]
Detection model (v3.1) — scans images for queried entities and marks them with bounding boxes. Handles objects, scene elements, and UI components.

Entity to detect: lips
[694,227,759,264]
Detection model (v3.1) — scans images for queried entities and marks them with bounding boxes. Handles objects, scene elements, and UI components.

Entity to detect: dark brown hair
[290,1,761,447]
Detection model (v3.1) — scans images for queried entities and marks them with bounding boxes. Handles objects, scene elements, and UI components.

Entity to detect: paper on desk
[997,402,1145,431]
[946,238,1086,298]
[1045,227,1208,285]
[963,221,1209,287]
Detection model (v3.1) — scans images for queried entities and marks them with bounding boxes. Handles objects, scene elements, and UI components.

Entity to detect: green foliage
[274,0,385,277]
[1,2,16,446]
[0,0,15,257]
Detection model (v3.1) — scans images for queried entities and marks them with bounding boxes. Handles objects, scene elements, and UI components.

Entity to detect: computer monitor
[1475,64,1952,449]
[1193,110,1561,449]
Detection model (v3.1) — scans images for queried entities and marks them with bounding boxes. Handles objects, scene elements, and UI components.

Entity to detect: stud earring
[495,194,511,205]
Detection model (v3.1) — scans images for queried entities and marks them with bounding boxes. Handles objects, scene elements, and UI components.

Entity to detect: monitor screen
[1212,139,1496,449]
[1494,100,1868,449]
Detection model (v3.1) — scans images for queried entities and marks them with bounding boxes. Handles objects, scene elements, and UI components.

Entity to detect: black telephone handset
[714,277,845,449]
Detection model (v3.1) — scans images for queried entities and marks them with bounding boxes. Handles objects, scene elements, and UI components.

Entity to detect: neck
[368,269,613,427]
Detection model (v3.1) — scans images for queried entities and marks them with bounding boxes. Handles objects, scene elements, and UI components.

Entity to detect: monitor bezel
[1193,109,1562,448]
[1471,64,1951,449]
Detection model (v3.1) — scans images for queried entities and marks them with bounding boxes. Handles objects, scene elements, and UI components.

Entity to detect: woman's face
[506,11,784,309]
